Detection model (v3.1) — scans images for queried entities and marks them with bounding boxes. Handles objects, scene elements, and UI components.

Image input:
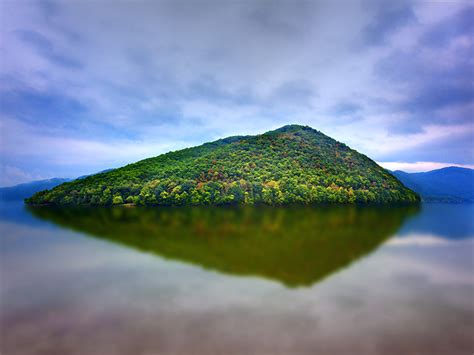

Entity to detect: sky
[0,0,473,186]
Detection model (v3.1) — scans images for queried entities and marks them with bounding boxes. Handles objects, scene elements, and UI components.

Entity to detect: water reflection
[397,203,474,239]
[29,205,418,287]
[3,204,472,355]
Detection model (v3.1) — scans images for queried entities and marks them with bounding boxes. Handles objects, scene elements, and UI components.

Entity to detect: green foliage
[25,125,420,206]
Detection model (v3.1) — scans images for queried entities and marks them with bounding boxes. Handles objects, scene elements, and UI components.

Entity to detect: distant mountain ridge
[25,125,419,206]
[0,178,71,201]
[392,167,474,203]
[0,169,114,201]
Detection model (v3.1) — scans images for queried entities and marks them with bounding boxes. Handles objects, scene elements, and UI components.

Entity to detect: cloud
[329,101,362,116]
[374,5,474,135]
[376,124,474,165]
[266,80,317,108]
[14,29,83,69]
[0,0,472,185]
[363,0,417,46]
[1,88,87,127]
[0,165,47,187]
[420,6,473,48]
[0,116,191,185]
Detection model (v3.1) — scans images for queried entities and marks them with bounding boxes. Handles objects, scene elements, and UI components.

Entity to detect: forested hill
[26,125,419,206]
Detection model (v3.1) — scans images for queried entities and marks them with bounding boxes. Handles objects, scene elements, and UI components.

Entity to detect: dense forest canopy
[26,125,419,206]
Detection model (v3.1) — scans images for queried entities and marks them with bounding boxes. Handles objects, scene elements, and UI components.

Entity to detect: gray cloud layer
[0,0,473,185]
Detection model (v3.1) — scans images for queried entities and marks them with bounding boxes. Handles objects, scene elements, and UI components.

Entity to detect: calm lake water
[1,202,473,355]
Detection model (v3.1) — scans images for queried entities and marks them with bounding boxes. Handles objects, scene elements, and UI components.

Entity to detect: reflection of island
[29,205,418,287]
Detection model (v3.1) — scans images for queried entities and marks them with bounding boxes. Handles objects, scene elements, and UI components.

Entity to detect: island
[25,125,419,206]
